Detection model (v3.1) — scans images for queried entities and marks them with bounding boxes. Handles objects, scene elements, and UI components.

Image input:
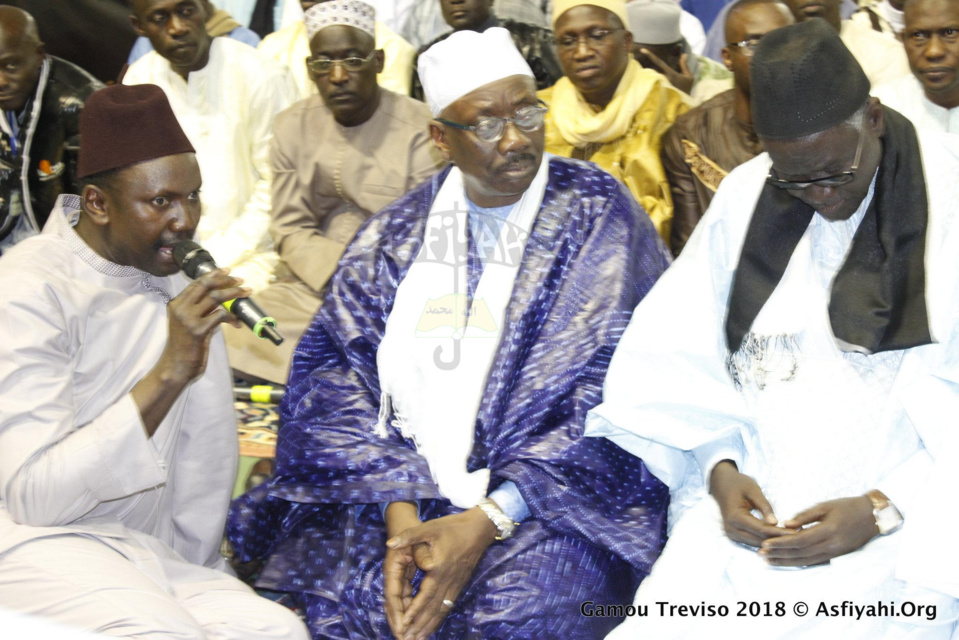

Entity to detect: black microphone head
[173,240,214,279]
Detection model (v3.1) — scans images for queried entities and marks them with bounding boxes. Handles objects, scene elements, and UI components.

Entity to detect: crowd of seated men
[1,0,958,638]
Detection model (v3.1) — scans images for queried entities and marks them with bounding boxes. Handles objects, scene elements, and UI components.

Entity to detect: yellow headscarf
[552,0,630,29]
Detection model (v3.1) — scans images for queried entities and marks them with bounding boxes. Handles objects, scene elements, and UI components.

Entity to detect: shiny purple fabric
[228,158,672,639]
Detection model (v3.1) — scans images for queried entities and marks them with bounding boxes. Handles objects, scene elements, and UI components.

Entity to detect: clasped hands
[709,461,880,567]
[383,501,497,640]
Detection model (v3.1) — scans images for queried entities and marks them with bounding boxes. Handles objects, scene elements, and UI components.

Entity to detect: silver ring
[441,599,454,609]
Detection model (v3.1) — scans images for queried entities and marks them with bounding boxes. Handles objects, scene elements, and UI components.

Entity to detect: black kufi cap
[751,19,870,140]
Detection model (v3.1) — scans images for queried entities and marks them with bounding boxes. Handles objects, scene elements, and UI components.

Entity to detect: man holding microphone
[0,83,307,639]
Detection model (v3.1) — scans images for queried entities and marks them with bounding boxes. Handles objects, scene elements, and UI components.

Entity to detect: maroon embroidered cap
[77,84,195,179]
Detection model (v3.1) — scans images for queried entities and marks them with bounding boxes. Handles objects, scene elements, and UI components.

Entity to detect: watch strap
[477,497,519,541]
[865,489,903,535]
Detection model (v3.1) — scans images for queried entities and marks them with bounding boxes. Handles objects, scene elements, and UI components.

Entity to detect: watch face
[876,504,904,535]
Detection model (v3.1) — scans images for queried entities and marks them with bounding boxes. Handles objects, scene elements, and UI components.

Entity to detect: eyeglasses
[726,37,763,57]
[766,114,865,191]
[436,102,549,143]
[307,51,376,75]
[554,27,624,51]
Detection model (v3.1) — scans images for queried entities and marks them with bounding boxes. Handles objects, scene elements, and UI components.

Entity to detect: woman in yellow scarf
[540,0,689,243]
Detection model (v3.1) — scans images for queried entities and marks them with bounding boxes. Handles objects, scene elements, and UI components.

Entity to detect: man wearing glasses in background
[588,19,959,638]
[229,26,673,640]
[539,0,688,244]
[225,0,443,385]
[661,0,794,255]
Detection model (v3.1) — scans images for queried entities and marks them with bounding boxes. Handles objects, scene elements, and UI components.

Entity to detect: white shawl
[375,158,549,508]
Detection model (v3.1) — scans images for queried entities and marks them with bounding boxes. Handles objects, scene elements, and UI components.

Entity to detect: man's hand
[383,502,428,640]
[759,496,878,567]
[639,49,695,95]
[131,268,248,437]
[710,460,792,547]
[158,268,248,384]
[384,507,497,640]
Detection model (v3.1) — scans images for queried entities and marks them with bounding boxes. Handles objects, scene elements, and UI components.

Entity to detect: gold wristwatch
[866,489,903,535]
[476,498,519,541]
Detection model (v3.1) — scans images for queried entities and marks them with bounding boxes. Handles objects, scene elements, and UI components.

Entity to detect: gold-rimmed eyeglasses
[307,51,376,75]
[727,37,764,58]
[436,101,549,143]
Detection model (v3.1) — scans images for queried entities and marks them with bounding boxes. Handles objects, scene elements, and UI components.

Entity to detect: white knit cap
[304,0,375,41]
[418,27,535,117]
[626,0,682,45]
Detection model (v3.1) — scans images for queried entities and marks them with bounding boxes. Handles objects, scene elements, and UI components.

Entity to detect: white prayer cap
[418,27,534,117]
[304,0,376,42]
[626,0,682,45]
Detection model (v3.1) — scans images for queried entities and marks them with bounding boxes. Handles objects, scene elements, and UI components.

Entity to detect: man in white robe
[852,0,905,38]
[783,0,911,86]
[0,84,308,637]
[587,19,959,638]
[124,0,297,291]
[873,0,959,134]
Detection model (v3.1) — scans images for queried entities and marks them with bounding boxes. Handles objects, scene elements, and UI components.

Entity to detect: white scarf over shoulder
[376,158,549,508]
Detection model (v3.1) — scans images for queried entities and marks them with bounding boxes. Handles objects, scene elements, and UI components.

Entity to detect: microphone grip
[193,262,217,277]
[224,297,284,346]
[176,244,284,345]
[233,385,285,404]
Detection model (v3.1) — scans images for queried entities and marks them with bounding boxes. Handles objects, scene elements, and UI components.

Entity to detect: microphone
[173,240,284,346]
[233,385,285,404]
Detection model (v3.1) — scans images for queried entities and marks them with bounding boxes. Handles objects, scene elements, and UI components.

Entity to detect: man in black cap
[588,18,959,638]
[0,83,308,639]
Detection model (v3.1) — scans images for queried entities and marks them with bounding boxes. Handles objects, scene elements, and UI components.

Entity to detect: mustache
[156,233,193,250]
[498,153,538,172]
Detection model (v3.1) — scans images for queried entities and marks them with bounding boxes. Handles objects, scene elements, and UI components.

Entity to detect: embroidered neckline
[53,194,173,302]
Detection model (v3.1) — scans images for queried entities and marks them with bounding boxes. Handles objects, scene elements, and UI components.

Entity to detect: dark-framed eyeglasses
[307,51,376,75]
[727,37,764,57]
[766,114,866,191]
[554,27,624,51]
[436,101,549,143]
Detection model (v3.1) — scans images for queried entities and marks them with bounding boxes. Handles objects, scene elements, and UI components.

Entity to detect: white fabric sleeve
[0,293,166,527]
[199,66,297,270]
[488,481,531,523]
[888,366,959,517]
[585,158,764,522]
[891,138,959,597]
[873,450,931,519]
[375,484,531,523]
[693,439,745,490]
[163,336,239,568]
